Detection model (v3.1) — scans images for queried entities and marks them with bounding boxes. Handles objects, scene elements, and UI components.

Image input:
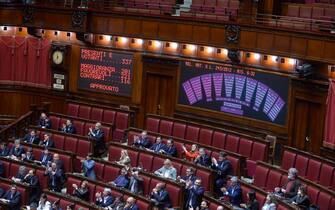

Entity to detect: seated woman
[289,186,310,210]
[37,193,51,210]
[72,180,89,201]
[261,194,277,210]
[240,190,259,210]
[116,149,131,166]
[182,144,199,162]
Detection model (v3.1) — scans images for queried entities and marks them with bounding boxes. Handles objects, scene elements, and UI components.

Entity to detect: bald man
[124,197,139,210]
[88,122,106,157]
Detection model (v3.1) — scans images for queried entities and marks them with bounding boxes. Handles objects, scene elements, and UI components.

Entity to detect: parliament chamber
[0,0,334,209]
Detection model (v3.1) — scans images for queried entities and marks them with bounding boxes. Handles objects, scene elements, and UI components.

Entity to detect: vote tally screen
[178,61,289,125]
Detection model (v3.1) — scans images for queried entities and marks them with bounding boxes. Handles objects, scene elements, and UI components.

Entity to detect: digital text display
[179,61,289,125]
[78,48,133,97]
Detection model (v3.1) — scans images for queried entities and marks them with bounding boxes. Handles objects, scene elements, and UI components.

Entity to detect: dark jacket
[61,124,76,134]
[73,187,89,201]
[150,189,172,208]
[246,200,260,210]
[38,117,51,129]
[128,176,144,195]
[23,134,40,144]
[225,184,243,206]
[23,174,41,203]
[195,154,212,167]
[40,139,55,148]
[163,145,178,157]
[185,185,205,209]
[3,190,21,210]
[0,147,10,156]
[134,137,151,149]
[10,146,25,158]
[45,169,63,192]
[289,194,310,210]
[40,153,53,166]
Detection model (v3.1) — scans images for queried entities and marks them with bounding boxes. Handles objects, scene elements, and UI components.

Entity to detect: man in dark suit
[133,130,151,149]
[110,167,129,189]
[88,122,106,157]
[39,133,55,148]
[0,160,4,178]
[38,148,53,166]
[0,142,10,157]
[22,147,35,162]
[23,169,40,204]
[194,148,211,167]
[147,136,166,153]
[275,167,301,199]
[178,167,197,184]
[128,170,144,195]
[95,188,114,208]
[0,184,21,210]
[220,176,242,207]
[9,139,25,159]
[23,130,40,145]
[38,112,52,129]
[60,119,76,134]
[124,197,139,210]
[150,183,172,209]
[212,151,233,195]
[44,162,63,192]
[184,178,205,210]
[162,138,177,157]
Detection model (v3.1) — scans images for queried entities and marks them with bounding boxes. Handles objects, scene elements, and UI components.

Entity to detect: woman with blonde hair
[116,149,131,166]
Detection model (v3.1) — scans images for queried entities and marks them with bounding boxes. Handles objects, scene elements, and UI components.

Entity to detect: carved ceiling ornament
[72,11,87,28]
[23,6,34,24]
[225,25,240,44]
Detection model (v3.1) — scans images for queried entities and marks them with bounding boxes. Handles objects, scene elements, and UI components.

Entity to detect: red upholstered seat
[149,178,160,193]
[94,162,105,180]
[103,165,120,182]
[166,184,182,206]
[52,134,65,149]
[58,153,72,172]
[212,131,226,149]
[172,122,186,139]
[198,128,213,146]
[86,181,96,202]
[307,186,320,204]
[127,150,139,166]
[172,161,182,175]
[75,206,89,210]
[136,200,150,210]
[173,141,184,158]
[64,137,78,153]
[227,156,240,175]
[77,139,91,157]
[185,125,200,142]
[146,117,160,133]
[101,126,111,141]
[255,193,266,206]
[330,198,335,210]
[253,165,269,189]
[319,163,334,188]
[265,170,282,191]
[45,194,58,204]
[317,191,332,210]
[250,142,266,161]
[127,131,140,145]
[73,120,85,136]
[49,116,60,130]
[238,138,253,157]
[1,160,10,178]
[138,153,153,171]
[115,112,129,130]
[66,177,81,194]
[84,123,95,136]
[108,145,122,162]
[159,120,173,136]
[196,169,211,191]
[9,163,20,178]
[281,150,296,170]
[16,185,28,204]
[67,103,79,117]
[240,185,250,203]
[295,155,309,177]
[103,110,116,124]
[90,108,103,122]
[246,159,257,177]
[225,135,240,152]
[59,199,72,209]
[152,157,165,172]
[306,159,321,182]
[36,169,48,188]
[140,175,151,195]
[332,174,335,190]
[94,185,105,200]
[209,203,219,210]
[78,105,91,119]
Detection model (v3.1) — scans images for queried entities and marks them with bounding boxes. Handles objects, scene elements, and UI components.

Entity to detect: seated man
[211,151,233,194]
[23,129,40,144]
[37,148,53,167]
[10,139,25,159]
[0,184,21,210]
[12,165,27,182]
[52,153,65,172]
[60,119,76,134]
[220,176,242,207]
[184,178,205,210]
[0,142,10,157]
[110,167,130,188]
[81,153,96,180]
[22,169,40,204]
[95,188,114,208]
[39,133,55,148]
[194,148,211,167]
[150,183,172,209]
[38,112,52,129]
[161,138,177,157]
[124,197,139,210]
[177,167,197,184]
[154,159,177,180]
[44,162,63,192]
[21,147,35,162]
[88,122,106,157]
[147,136,166,153]
[274,168,301,199]
[128,169,144,195]
[72,180,89,201]
[133,130,151,149]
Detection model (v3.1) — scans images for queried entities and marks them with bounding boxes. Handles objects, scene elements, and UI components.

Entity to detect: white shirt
[262,203,276,210]
[37,200,51,210]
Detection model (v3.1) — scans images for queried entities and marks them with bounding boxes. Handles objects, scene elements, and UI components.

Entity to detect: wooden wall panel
[176,24,193,41]
[91,16,109,34]
[239,31,257,49]
[108,18,125,34]
[307,40,324,59]
[124,19,141,36]
[192,26,210,43]
[323,41,335,61]
[158,23,177,40]
[274,35,290,53]
[209,28,226,45]
[141,21,158,38]
[290,37,307,55]
[0,9,22,25]
[256,33,273,50]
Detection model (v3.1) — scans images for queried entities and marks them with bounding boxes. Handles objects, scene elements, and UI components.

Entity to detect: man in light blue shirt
[154,159,177,181]
[81,153,96,180]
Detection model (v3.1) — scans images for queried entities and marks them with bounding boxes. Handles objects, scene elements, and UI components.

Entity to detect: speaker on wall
[75,32,93,44]
[228,49,240,63]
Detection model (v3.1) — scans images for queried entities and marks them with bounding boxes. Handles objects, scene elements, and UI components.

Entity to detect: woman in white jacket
[37,193,51,210]
[262,194,277,210]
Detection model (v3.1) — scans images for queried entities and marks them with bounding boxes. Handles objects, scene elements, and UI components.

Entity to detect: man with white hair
[88,122,106,157]
[38,112,51,129]
[220,176,242,207]
[154,159,177,180]
[95,188,114,207]
[134,130,151,149]
[124,197,139,210]
[275,167,301,198]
